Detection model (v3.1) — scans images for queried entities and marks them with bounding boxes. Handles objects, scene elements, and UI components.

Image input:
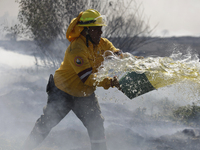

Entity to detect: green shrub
[173,102,200,126]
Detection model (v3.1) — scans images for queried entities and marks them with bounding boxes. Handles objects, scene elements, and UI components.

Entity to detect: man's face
[89,26,103,45]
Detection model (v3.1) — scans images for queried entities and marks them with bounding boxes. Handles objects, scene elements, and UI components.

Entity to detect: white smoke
[1,41,200,150]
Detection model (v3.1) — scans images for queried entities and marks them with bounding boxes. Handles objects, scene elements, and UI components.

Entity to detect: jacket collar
[79,34,103,48]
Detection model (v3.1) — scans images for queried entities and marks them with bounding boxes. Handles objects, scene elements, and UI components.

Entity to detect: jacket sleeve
[102,38,123,57]
[68,49,112,89]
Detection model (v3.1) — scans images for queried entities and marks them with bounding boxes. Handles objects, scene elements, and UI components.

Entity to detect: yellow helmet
[78,9,107,26]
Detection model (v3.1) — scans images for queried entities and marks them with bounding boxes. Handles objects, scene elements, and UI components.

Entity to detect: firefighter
[22,9,122,150]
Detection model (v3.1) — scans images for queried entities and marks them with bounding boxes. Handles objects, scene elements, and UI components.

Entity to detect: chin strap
[86,35,89,47]
[84,27,95,47]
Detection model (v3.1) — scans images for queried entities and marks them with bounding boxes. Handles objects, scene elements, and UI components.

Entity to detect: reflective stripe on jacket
[54,35,119,97]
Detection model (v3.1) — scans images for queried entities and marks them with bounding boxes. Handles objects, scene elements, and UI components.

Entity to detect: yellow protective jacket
[54,35,119,97]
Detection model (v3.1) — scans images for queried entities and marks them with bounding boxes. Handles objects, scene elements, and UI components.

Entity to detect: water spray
[95,50,200,99]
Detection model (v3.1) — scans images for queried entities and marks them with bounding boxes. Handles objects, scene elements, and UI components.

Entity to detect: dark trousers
[23,75,107,150]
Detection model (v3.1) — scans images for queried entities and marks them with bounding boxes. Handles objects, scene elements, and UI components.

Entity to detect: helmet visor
[94,15,107,26]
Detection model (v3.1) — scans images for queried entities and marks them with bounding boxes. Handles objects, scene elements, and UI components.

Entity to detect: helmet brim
[77,15,107,27]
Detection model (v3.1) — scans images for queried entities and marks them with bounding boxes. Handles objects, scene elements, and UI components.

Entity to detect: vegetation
[132,98,200,128]
[150,98,178,121]
[5,0,155,68]
[173,102,200,127]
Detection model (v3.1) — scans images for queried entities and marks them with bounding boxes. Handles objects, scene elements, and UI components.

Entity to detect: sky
[0,0,200,37]
[140,0,200,37]
[0,0,19,17]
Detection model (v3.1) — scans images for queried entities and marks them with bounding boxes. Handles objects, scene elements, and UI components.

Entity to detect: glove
[111,76,121,90]
[135,56,144,59]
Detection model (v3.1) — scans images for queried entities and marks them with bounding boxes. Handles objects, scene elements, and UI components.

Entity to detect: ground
[1,40,200,150]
